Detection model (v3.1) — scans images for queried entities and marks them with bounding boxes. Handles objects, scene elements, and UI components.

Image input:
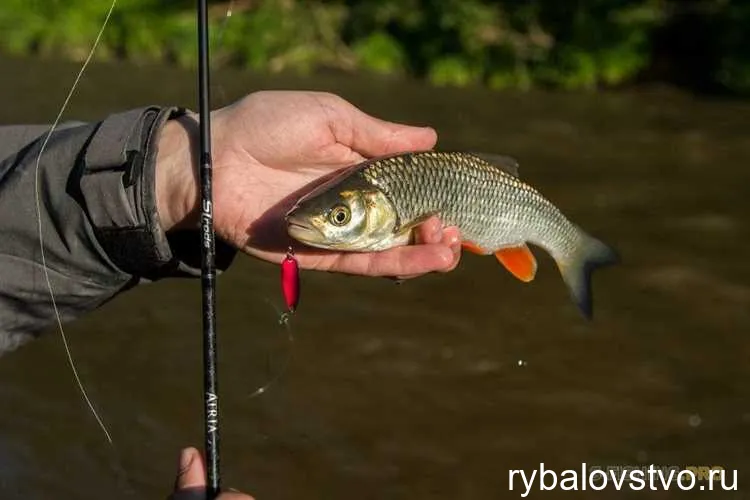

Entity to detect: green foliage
[337,0,663,90]
[0,0,192,62]
[529,0,660,89]
[217,0,350,74]
[715,1,750,93]
[352,32,406,74]
[428,56,481,87]
[0,0,748,94]
[0,0,118,60]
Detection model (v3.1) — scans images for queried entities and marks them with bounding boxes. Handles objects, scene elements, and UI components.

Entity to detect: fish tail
[557,229,619,319]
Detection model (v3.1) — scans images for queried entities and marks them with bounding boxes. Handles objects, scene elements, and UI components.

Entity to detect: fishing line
[32,8,169,498]
[209,2,302,402]
[31,0,294,463]
[212,0,235,107]
[27,3,291,498]
[245,298,296,400]
[33,0,118,446]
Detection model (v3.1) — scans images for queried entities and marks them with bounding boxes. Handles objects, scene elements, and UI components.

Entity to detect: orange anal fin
[495,245,538,283]
[461,241,491,255]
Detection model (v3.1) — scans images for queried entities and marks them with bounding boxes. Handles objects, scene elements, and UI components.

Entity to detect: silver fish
[286,151,618,318]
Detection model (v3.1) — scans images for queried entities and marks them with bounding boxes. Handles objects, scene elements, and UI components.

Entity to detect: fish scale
[361,152,578,260]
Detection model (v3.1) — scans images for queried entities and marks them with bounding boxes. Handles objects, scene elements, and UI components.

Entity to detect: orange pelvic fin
[461,241,491,255]
[495,244,538,282]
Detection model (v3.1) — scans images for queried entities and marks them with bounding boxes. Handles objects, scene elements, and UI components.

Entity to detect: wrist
[156,112,200,232]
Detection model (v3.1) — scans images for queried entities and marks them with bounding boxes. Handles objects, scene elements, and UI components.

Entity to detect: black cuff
[79,106,236,280]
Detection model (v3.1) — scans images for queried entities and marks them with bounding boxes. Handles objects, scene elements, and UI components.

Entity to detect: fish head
[286,175,399,251]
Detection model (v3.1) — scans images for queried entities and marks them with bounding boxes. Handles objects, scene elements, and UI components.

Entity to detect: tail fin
[558,230,619,319]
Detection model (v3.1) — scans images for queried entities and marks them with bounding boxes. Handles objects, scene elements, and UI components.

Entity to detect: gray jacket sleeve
[0,106,236,354]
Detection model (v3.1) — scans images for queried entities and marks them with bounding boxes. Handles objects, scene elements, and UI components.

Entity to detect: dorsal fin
[471,152,520,177]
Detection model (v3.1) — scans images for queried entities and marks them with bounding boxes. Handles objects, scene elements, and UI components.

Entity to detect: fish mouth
[286,217,322,244]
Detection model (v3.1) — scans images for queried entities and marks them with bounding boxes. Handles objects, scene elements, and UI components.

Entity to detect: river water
[0,55,748,499]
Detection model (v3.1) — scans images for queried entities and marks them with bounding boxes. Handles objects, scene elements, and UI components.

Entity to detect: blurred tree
[0,0,747,94]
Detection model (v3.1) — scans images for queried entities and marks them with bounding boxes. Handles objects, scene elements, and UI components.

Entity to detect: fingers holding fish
[412,219,462,273]
[327,92,437,158]
[443,226,462,272]
[326,240,455,278]
[388,219,462,281]
[413,216,442,245]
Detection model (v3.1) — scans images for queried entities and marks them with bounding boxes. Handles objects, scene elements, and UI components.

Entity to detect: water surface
[0,55,748,499]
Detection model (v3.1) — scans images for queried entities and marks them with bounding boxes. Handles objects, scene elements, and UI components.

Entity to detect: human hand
[156,91,461,279]
[169,447,252,500]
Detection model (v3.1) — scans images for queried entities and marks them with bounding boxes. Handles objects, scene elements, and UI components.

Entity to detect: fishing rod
[197,0,221,497]
[195,1,303,496]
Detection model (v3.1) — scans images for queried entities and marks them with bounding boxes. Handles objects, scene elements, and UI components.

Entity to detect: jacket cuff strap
[80,106,236,279]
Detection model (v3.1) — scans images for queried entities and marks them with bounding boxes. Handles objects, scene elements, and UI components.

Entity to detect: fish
[286,151,619,318]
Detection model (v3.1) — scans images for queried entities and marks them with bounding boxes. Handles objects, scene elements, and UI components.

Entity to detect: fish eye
[328,205,351,226]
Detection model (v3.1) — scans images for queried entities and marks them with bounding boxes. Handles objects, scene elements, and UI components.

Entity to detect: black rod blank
[197,0,221,497]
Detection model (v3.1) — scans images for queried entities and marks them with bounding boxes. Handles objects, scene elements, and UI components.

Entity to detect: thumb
[174,447,206,491]
[340,102,438,158]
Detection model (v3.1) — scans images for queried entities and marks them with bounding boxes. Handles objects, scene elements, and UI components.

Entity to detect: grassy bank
[1,0,748,94]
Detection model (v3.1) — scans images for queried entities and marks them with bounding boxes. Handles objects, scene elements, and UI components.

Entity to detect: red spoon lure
[281,247,300,318]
